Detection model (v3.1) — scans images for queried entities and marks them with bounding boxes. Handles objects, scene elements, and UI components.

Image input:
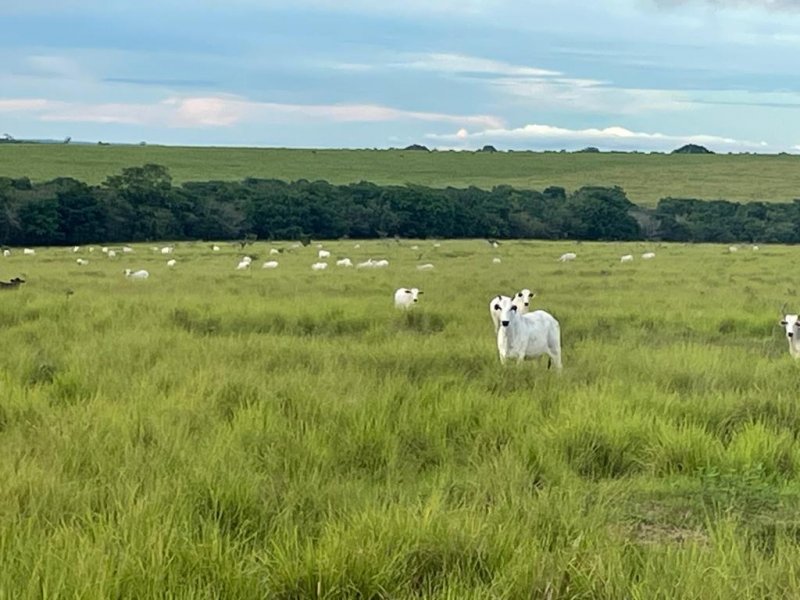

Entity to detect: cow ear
[417,291,423,294]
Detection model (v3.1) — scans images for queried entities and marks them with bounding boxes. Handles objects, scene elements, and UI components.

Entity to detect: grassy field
[2,144,800,205]
[2,239,800,597]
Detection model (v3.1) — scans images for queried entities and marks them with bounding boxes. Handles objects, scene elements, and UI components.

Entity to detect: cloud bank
[428,123,772,153]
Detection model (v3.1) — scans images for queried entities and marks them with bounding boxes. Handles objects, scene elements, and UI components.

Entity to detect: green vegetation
[1,144,800,205]
[1,239,800,597]
[4,165,800,247]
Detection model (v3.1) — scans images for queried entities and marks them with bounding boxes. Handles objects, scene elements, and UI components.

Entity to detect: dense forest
[1,163,799,245]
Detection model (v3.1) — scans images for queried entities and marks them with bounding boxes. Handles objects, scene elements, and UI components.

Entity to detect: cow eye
[517,292,522,297]
[511,305,518,312]
[781,321,788,326]
[494,304,500,311]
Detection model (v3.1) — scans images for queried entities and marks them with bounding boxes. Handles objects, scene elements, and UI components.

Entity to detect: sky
[2,0,800,152]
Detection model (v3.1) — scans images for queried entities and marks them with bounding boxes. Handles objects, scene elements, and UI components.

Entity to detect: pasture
[2,144,800,205]
[2,239,800,597]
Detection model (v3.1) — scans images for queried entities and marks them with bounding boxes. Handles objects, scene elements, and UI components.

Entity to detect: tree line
[1,163,799,245]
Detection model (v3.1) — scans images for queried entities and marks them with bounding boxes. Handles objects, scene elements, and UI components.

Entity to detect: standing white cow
[513,288,536,314]
[558,252,577,262]
[780,313,800,359]
[620,254,634,263]
[494,296,562,369]
[394,287,422,309]
[489,294,511,332]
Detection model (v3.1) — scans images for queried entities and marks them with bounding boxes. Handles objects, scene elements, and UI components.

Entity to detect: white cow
[780,313,800,359]
[489,294,512,333]
[336,258,353,267]
[262,261,279,269]
[494,296,562,369]
[23,248,35,256]
[513,288,536,313]
[558,252,577,262]
[124,269,149,280]
[167,259,177,267]
[394,287,422,309]
[2,249,10,257]
[311,262,328,271]
[357,259,375,269]
[620,254,634,263]
[76,258,89,266]
[492,258,502,264]
[318,250,331,259]
[416,263,434,271]
[641,252,656,260]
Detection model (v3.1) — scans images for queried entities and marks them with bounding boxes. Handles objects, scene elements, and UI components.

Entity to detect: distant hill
[403,144,430,152]
[672,144,713,154]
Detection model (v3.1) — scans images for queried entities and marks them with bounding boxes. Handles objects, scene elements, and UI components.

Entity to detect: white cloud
[397,53,560,77]
[6,95,503,129]
[495,77,691,113]
[24,55,86,80]
[386,52,691,115]
[427,122,773,152]
[0,98,55,111]
[0,0,507,15]
[653,0,800,10]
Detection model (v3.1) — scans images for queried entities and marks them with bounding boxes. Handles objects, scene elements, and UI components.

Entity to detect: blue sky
[2,0,800,152]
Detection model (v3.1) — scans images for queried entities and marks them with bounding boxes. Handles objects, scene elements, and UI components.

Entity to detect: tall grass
[2,144,800,205]
[1,239,800,597]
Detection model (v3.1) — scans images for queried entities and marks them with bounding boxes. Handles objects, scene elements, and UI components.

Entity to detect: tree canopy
[0,164,797,245]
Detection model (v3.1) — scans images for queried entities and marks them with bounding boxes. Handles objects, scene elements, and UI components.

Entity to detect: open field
[2,144,800,205]
[2,240,800,597]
